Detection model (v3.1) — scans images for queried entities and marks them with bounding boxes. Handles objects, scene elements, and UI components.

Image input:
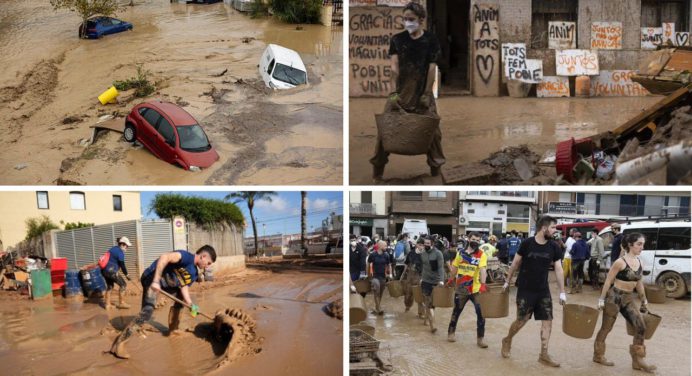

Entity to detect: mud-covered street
[0,0,342,185]
[349,96,661,185]
[353,275,690,375]
[0,269,342,375]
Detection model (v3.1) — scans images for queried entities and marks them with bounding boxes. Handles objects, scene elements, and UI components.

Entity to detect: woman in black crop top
[592,233,656,373]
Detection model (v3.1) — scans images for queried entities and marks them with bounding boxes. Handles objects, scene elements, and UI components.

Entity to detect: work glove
[479,283,487,293]
[559,292,567,306]
[502,282,509,293]
[388,92,400,103]
[597,298,605,310]
[190,304,199,318]
[640,300,649,314]
[446,277,455,287]
[350,285,357,293]
[438,281,444,287]
[359,272,367,280]
[386,273,393,281]
[420,91,433,109]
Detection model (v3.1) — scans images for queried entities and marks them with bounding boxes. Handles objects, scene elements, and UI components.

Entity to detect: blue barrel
[64,270,82,297]
[80,268,106,296]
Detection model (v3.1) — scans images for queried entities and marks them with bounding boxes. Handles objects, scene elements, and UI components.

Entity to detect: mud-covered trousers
[595,287,647,345]
[447,284,485,337]
[402,269,424,315]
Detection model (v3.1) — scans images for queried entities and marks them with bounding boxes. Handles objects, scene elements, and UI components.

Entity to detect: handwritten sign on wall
[348,7,405,97]
[537,76,570,98]
[591,22,622,49]
[472,4,500,96]
[556,49,599,76]
[376,0,408,7]
[350,0,377,6]
[590,70,650,97]
[675,32,690,46]
[548,21,576,49]
[662,23,675,45]
[641,27,663,49]
[502,43,542,83]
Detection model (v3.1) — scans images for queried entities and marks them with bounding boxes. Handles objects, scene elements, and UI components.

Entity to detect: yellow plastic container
[98,86,119,105]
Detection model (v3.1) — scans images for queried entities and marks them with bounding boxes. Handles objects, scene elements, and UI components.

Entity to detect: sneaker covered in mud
[501,337,511,358]
[538,353,560,367]
[447,333,456,342]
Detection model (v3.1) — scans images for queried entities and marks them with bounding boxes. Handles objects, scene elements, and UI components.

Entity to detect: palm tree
[301,191,307,257]
[226,191,276,258]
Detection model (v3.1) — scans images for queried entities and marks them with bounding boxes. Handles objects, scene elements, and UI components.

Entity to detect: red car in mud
[124,101,219,171]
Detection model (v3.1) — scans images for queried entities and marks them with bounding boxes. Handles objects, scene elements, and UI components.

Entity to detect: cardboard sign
[590,70,650,97]
[376,0,408,6]
[662,23,675,45]
[556,49,599,76]
[675,32,690,46]
[472,4,500,96]
[641,27,663,49]
[548,21,576,49]
[591,22,622,49]
[350,0,376,6]
[537,76,570,98]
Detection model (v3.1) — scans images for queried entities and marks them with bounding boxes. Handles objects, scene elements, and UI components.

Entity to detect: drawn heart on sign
[476,55,494,85]
[675,32,689,47]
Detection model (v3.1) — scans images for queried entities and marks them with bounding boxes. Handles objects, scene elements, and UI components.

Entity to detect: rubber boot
[104,290,114,309]
[447,332,456,342]
[117,290,131,309]
[630,345,657,373]
[428,309,436,333]
[501,336,511,358]
[373,165,384,181]
[168,306,182,335]
[577,279,583,293]
[477,337,488,349]
[538,350,560,367]
[430,166,440,177]
[593,341,614,366]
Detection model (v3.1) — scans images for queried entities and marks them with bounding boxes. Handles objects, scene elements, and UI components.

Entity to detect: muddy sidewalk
[0,269,342,375]
[352,275,690,375]
[0,0,342,185]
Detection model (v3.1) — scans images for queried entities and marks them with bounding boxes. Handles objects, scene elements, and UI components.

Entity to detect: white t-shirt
[564,237,575,260]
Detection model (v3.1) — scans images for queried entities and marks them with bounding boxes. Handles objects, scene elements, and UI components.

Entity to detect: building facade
[538,191,691,219]
[349,0,690,97]
[349,191,389,239]
[459,191,538,237]
[388,191,459,241]
[0,191,141,250]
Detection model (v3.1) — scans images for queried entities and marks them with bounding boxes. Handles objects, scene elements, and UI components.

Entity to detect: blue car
[80,17,133,39]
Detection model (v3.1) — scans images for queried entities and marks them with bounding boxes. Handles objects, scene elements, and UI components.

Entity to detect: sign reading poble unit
[641,27,663,49]
[590,22,622,49]
[537,76,570,98]
[548,21,576,49]
[556,49,599,76]
[590,70,649,97]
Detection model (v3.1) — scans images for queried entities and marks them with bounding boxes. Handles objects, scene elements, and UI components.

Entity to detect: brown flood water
[349,96,661,184]
[0,269,342,375]
[0,0,342,185]
[351,275,690,375]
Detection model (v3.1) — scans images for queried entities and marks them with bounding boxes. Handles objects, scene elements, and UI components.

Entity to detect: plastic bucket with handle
[98,86,119,105]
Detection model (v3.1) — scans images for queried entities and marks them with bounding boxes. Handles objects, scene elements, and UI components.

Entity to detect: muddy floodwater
[352,275,690,375]
[0,269,342,375]
[0,0,342,185]
[349,96,661,184]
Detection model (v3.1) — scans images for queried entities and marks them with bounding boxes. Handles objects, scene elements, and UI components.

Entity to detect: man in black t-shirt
[501,216,566,368]
[370,2,446,180]
[368,240,393,315]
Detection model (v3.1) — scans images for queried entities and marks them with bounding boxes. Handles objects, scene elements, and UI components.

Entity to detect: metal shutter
[73,228,94,268]
[140,220,174,271]
[56,231,77,269]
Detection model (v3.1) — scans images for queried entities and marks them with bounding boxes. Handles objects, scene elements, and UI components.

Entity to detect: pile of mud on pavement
[442,85,692,186]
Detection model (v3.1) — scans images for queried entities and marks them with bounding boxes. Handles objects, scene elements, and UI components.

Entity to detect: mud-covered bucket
[645,285,667,304]
[354,279,371,294]
[477,286,509,318]
[412,285,423,304]
[562,304,599,339]
[432,286,454,308]
[627,312,662,340]
[98,86,119,105]
[375,111,440,155]
[349,293,367,325]
[387,280,404,298]
[350,324,375,337]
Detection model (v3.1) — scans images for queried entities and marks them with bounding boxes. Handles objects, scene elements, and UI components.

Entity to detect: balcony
[464,191,536,203]
[350,203,377,215]
[543,203,690,218]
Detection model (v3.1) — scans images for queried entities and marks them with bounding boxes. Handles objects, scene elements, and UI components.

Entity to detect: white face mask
[350,241,357,247]
[404,20,419,34]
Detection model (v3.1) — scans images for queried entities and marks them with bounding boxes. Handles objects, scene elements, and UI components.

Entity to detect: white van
[401,219,429,243]
[259,44,308,90]
[599,221,691,298]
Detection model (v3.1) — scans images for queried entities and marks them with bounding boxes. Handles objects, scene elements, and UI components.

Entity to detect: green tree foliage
[49,0,123,38]
[113,64,156,98]
[150,194,244,230]
[250,0,270,18]
[64,222,95,230]
[25,216,59,241]
[271,0,323,24]
[225,192,276,257]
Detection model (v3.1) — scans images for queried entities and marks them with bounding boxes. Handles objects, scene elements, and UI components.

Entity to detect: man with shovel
[500,216,566,367]
[370,1,446,180]
[109,245,217,359]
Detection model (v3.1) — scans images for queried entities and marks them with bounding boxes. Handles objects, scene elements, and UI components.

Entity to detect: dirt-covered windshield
[176,124,211,152]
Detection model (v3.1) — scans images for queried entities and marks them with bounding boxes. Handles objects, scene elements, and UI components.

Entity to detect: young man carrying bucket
[402,237,425,318]
[501,215,566,367]
[368,240,393,315]
[446,232,488,348]
[109,245,216,359]
[420,236,445,333]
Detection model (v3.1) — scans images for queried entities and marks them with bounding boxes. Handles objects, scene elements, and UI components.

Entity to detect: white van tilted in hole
[259,44,308,90]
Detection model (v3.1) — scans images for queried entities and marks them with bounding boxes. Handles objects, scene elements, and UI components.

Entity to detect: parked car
[80,17,133,39]
[124,101,219,171]
[599,221,691,298]
[259,44,308,90]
